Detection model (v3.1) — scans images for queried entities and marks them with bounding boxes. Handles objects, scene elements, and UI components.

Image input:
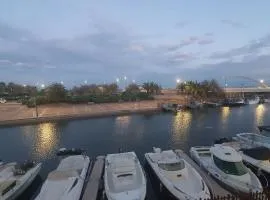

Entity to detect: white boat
[145,148,210,199]
[0,161,41,200]
[240,147,270,175]
[236,133,270,149]
[35,155,90,200]
[104,152,146,200]
[190,145,263,194]
[246,96,260,105]
[264,99,270,103]
[216,140,270,176]
[187,101,203,109]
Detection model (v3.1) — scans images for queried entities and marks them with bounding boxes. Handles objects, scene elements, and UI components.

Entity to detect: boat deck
[82,156,105,200]
[174,149,232,198]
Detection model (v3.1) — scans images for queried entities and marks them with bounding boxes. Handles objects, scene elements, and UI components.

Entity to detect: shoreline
[0,107,161,127]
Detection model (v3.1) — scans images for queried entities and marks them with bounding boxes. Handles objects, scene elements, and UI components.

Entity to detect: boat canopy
[210,145,242,162]
[242,147,270,161]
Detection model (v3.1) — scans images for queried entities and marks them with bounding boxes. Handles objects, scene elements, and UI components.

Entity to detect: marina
[0,104,270,199]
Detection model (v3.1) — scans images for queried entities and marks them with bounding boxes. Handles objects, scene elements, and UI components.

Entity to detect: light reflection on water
[255,104,266,125]
[114,115,131,135]
[171,111,192,145]
[221,107,230,124]
[22,122,60,160]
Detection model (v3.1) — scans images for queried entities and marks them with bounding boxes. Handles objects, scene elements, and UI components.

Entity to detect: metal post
[35,96,38,118]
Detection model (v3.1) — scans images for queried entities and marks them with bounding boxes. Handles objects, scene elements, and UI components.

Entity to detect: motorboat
[56,148,85,156]
[190,145,263,194]
[187,101,203,109]
[145,148,210,199]
[104,152,146,200]
[35,155,90,200]
[161,103,177,112]
[264,99,270,103]
[236,133,270,149]
[240,147,270,175]
[0,160,41,200]
[246,96,260,105]
[223,98,245,107]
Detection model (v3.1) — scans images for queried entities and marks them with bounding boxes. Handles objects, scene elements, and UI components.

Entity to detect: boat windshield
[213,155,248,176]
[158,161,185,171]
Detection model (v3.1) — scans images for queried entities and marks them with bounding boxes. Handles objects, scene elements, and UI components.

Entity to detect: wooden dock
[82,156,105,200]
[174,149,232,197]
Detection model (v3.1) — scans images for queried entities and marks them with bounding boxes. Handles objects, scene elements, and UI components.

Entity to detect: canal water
[0,104,269,199]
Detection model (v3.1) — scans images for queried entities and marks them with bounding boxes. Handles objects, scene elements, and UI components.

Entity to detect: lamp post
[124,76,127,90]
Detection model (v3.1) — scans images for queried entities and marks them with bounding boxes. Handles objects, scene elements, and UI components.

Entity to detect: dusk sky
[0,0,270,87]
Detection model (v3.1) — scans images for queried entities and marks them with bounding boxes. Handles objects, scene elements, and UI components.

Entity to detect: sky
[0,0,270,87]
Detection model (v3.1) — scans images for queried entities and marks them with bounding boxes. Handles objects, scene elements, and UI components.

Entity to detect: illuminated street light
[176,79,181,84]
[23,84,26,87]
[60,81,64,85]
[260,79,264,83]
[116,78,120,83]
[41,84,45,89]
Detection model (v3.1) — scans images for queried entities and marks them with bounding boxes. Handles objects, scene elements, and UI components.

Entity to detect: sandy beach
[0,101,160,126]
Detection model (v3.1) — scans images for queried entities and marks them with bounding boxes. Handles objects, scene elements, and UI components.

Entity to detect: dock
[174,149,232,197]
[82,156,105,200]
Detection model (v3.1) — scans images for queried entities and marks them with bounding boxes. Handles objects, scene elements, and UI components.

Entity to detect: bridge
[224,87,270,93]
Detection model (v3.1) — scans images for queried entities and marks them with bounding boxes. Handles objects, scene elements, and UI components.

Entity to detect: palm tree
[126,83,140,94]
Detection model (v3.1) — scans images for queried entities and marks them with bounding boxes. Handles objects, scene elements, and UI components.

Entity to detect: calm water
[0,104,270,200]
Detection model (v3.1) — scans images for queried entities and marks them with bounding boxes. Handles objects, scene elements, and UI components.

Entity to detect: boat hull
[104,152,146,200]
[145,153,210,200]
[4,163,42,200]
[189,147,262,195]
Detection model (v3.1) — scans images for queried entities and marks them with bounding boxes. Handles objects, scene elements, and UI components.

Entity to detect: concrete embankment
[0,101,160,127]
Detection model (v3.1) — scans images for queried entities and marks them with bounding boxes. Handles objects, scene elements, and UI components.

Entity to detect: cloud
[204,32,214,37]
[0,21,198,83]
[221,19,246,28]
[198,39,214,45]
[167,36,199,51]
[210,34,270,59]
[175,21,189,28]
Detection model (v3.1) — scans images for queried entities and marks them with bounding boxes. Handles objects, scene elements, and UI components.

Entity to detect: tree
[142,82,162,95]
[102,83,118,95]
[125,83,140,94]
[176,79,224,99]
[46,83,67,102]
[0,82,5,94]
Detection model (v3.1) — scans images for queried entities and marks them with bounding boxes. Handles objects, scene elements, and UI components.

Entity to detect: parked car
[0,98,7,103]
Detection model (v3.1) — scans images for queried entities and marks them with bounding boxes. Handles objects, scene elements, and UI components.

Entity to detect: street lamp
[260,79,264,84]
[176,79,181,84]
[116,78,120,83]
[41,84,45,89]
[60,81,64,85]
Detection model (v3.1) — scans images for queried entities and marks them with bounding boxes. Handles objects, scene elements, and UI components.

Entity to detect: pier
[82,156,105,200]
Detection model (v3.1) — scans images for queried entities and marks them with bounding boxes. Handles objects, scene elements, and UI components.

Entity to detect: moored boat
[235,133,270,149]
[0,160,41,200]
[104,151,146,200]
[190,145,263,194]
[35,155,90,200]
[245,96,260,105]
[145,147,211,200]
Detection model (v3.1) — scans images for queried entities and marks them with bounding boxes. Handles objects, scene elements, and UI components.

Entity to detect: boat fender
[159,183,163,192]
